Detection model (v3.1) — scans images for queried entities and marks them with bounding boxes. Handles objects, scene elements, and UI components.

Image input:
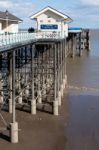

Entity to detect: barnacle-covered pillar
[53,43,59,115]
[31,44,36,114]
[10,50,18,143]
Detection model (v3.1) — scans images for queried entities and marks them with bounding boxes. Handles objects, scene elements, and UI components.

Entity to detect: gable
[37,10,64,23]
[44,10,64,20]
[30,6,72,22]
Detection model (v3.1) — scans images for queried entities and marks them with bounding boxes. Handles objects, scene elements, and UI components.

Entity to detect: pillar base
[72,54,75,58]
[9,99,12,113]
[0,95,3,104]
[31,100,36,114]
[53,101,59,116]
[72,51,75,58]
[25,89,29,97]
[61,84,64,97]
[38,91,42,104]
[42,85,46,98]
[10,122,18,143]
[65,75,67,85]
[18,96,22,104]
[63,78,66,89]
[58,91,61,106]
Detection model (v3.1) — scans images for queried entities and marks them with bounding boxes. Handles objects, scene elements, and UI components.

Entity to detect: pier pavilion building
[0,10,22,34]
[30,6,72,38]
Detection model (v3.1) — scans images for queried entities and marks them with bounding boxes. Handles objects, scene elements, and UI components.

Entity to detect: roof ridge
[30,6,72,21]
[0,10,22,22]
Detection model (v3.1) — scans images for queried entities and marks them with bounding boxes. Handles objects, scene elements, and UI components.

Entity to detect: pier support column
[31,44,36,114]
[63,77,66,89]
[53,44,59,115]
[64,42,68,87]
[0,75,3,104]
[78,33,82,57]
[42,69,46,99]
[64,74,67,85]
[58,90,61,106]
[86,30,90,51]
[57,42,61,106]
[63,39,66,89]
[62,40,65,97]
[0,91,3,104]
[0,56,3,104]
[60,41,64,98]
[9,53,12,113]
[37,48,42,104]
[61,84,64,97]
[10,50,19,143]
[37,74,42,104]
[38,90,42,104]
[72,34,76,58]
[25,85,29,97]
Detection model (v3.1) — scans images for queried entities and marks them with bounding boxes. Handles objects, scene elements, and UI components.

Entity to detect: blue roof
[69,27,82,31]
[69,27,82,33]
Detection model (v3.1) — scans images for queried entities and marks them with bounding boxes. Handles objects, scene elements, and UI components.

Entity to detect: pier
[0,30,90,143]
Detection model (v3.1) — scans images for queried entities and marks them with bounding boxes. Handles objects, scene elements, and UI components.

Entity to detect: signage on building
[40,25,58,29]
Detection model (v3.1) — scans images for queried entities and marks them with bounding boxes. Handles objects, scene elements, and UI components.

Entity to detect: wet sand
[66,30,99,150]
[1,30,99,150]
[66,55,99,150]
[0,93,69,150]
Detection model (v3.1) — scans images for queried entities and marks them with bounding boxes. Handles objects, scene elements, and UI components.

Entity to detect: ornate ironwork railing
[0,32,63,47]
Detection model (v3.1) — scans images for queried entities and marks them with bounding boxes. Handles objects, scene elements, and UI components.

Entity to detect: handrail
[0,32,65,47]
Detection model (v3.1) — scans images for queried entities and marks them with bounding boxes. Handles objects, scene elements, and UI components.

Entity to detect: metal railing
[0,32,63,47]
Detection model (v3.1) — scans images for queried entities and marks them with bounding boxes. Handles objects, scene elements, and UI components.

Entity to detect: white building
[30,6,72,38]
[0,10,22,34]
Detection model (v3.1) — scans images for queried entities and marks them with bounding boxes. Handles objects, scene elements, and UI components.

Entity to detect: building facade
[0,10,22,34]
[30,6,72,38]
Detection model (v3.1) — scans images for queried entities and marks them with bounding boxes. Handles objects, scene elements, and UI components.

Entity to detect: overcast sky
[0,0,99,29]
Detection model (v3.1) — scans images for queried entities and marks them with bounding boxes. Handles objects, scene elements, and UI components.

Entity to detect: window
[40,20,43,22]
[48,20,51,23]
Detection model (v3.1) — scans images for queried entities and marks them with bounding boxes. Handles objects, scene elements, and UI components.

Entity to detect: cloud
[63,1,99,28]
[80,0,99,6]
[0,0,99,28]
[0,0,13,9]
[0,0,35,28]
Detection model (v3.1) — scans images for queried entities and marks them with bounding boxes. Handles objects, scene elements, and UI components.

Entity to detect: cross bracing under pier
[0,30,90,143]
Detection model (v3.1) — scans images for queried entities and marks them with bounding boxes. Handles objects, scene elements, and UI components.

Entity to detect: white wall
[0,22,2,30]
[1,20,19,33]
[9,24,19,33]
[0,22,4,33]
[64,23,69,37]
[36,11,69,37]
[37,13,61,32]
